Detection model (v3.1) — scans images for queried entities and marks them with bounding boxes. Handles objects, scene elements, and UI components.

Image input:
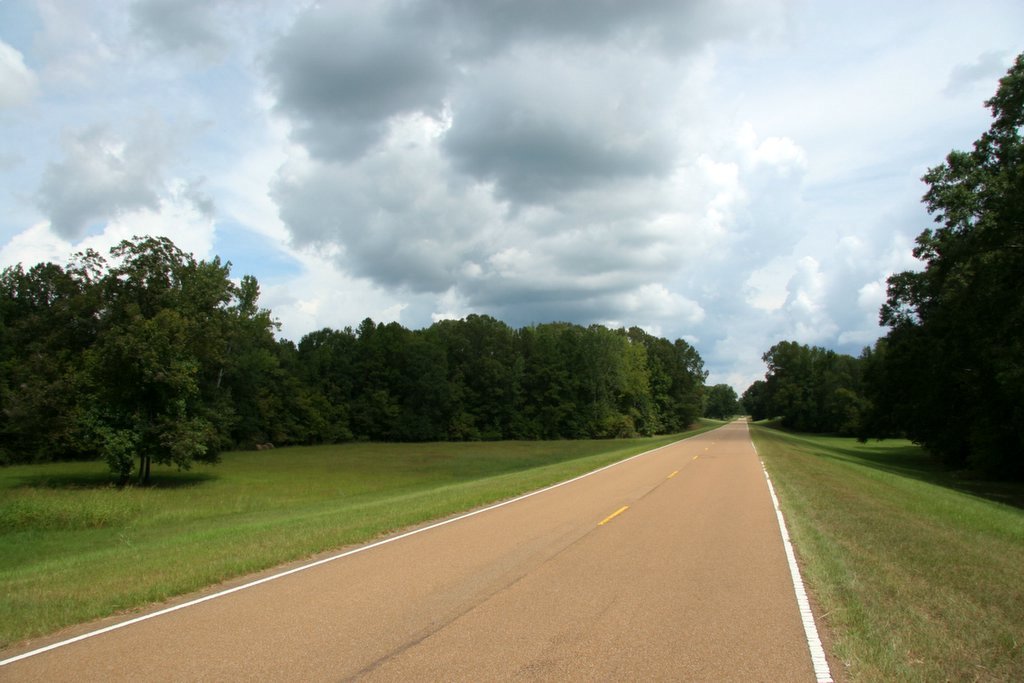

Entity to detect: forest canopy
[0,238,708,483]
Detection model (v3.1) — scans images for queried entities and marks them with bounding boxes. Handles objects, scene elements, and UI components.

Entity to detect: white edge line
[748,430,835,683]
[1,427,717,667]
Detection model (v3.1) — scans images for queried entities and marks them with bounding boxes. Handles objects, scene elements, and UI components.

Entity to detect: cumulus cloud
[273,113,499,293]
[0,223,73,269]
[260,250,421,336]
[266,0,790,193]
[34,119,202,239]
[36,124,162,238]
[264,1,801,340]
[1,185,216,272]
[0,40,37,107]
[267,3,451,161]
[442,47,679,203]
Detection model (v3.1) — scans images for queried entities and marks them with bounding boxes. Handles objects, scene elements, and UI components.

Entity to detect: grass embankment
[751,424,1024,682]
[0,423,718,650]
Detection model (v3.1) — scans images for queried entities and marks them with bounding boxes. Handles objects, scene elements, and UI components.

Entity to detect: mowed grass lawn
[752,424,1024,682]
[0,424,718,650]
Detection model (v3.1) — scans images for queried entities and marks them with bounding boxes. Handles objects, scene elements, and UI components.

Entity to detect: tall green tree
[874,53,1024,476]
[704,384,740,419]
[627,328,706,432]
[740,380,769,421]
[84,237,229,483]
[757,341,866,435]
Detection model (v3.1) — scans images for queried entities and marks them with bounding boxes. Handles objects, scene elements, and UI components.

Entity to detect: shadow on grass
[14,470,218,490]
[758,422,1024,510]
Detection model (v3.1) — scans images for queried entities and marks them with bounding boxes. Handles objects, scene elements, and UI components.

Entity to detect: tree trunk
[216,341,233,389]
[138,454,151,485]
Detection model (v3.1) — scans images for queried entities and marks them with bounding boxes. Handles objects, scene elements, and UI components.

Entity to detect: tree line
[0,239,708,483]
[743,54,1024,479]
[741,341,867,436]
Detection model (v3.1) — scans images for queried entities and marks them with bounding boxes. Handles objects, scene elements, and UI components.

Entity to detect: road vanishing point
[1,420,833,681]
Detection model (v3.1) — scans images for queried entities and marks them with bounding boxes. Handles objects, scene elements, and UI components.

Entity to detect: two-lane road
[2,421,829,681]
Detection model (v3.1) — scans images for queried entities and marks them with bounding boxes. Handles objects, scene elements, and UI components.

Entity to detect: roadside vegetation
[0,237,707,484]
[752,423,1024,681]
[702,383,740,419]
[744,54,1024,480]
[0,425,716,650]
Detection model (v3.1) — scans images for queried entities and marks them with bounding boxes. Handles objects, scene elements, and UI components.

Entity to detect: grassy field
[751,423,1024,682]
[0,424,719,650]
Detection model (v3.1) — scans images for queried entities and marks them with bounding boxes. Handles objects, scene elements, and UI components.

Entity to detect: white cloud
[737,123,807,172]
[260,250,410,337]
[0,187,215,271]
[744,260,790,312]
[0,222,72,268]
[0,40,37,107]
[613,283,705,324]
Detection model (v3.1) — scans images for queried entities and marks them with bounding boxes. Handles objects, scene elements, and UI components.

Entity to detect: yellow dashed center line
[692,455,699,460]
[667,470,679,479]
[598,505,630,526]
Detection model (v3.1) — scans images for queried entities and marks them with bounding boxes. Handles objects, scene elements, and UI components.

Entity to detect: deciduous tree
[873,53,1024,476]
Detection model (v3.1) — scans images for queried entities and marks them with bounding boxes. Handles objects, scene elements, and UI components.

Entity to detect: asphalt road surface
[2,420,826,681]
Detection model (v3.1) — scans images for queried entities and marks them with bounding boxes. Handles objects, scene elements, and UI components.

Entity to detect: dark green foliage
[749,56,1024,478]
[0,260,99,465]
[866,53,1024,478]
[740,380,769,421]
[746,341,867,436]
[704,383,740,419]
[0,238,709,478]
[628,328,706,433]
[336,318,705,442]
[82,238,229,484]
[0,237,279,482]
[295,327,357,442]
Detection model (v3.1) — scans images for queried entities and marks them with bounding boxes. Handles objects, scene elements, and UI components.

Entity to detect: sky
[1,1,1021,392]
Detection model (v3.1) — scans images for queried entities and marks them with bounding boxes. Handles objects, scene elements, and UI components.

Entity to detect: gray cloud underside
[130,0,226,57]
[944,50,1013,96]
[416,0,787,56]
[267,4,449,160]
[36,124,166,239]
[267,0,774,290]
[441,49,679,203]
